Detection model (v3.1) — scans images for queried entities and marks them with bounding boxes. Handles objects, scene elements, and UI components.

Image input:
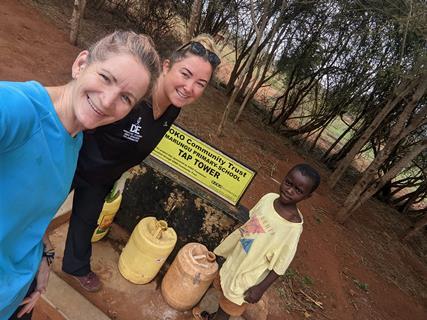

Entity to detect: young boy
[197,163,320,320]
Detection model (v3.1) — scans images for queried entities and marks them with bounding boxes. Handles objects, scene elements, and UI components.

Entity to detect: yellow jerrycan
[91,173,129,242]
[91,191,122,242]
[118,217,177,284]
[161,242,218,311]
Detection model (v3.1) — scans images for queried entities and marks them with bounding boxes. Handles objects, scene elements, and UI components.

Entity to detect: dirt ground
[1,0,426,319]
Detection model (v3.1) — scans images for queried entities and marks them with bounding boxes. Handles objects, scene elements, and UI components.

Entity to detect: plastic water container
[161,242,218,311]
[91,193,122,242]
[118,217,177,284]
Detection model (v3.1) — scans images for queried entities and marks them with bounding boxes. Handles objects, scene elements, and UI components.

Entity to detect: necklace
[152,100,163,120]
[152,95,171,120]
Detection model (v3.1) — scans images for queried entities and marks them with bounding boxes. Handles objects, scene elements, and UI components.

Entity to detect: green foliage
[302,275,314,286]
[285,267,297,279]
[284,269,315,288]
[353,278,369,292]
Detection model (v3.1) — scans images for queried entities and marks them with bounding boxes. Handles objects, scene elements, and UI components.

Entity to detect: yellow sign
[151,125,256,205]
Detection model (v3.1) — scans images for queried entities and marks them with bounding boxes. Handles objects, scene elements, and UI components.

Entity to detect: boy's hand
[244,285,264,304]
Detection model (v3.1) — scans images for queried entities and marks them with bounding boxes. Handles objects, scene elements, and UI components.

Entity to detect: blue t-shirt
[0,81,82,319]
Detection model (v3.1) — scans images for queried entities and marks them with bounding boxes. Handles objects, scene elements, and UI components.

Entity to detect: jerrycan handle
[206,251,216,263]
[193,251,216,268]
[154,220,168,239]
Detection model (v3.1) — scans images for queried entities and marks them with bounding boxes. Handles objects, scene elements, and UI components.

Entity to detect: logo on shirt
[123,117,143,142]
[240,215,265,236]
[130,121,142,134]
[240,238,254,253]
[238,215,269,254]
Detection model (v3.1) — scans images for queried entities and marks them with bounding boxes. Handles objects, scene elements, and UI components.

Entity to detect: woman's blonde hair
[169,33,220,75]
[191,33,219,57]
[87,31,160,97]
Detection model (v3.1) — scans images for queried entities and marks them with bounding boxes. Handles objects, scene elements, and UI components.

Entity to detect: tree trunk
[401,213,427,242]
[217,0,270,136]
[225,34,254,95]
[233,3,287,123]
[94,0,106,10]
[328,76,420,188]
[186,0,202,42]
[225,50,250,95]
[399,180,426,211]
[70,0,87,45]
[335,73,427,222]
[233,61,261,122]
[321,113,363,161]
[310,117,333,151]
[336,139,427,223]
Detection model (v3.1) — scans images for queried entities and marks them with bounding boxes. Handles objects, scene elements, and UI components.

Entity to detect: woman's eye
[197,82,206,88]
[181,72,190,79]
[99,73,109,82]
[122,95,131,105]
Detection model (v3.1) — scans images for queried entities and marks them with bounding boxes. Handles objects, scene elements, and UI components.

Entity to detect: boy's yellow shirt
[214,193,303,305]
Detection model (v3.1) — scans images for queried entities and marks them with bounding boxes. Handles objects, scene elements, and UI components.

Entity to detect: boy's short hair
[291,163,321,193]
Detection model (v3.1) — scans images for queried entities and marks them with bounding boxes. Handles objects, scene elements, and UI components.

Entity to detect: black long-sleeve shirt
[75,99,180,186]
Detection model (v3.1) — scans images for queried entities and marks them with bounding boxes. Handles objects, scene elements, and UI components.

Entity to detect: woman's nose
[101,90,118,109]
[183,80,194,93]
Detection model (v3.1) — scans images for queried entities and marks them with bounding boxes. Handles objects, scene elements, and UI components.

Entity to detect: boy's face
[279,169,314,205]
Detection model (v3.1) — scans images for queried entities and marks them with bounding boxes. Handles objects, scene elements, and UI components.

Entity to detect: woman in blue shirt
[0,30,160,319]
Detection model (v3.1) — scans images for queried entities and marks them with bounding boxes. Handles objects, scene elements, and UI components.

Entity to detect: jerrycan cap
[153,220,169,239]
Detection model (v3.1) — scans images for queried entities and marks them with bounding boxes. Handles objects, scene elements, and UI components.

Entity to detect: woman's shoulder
[0,81,47,110]
[0,81,45,150]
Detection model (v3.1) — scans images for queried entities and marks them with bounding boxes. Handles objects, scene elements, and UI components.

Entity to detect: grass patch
[353,278,369,292]
[285,267,297,279]
[302,275,314,286]
[322,116,353,147]
[275,269,323,315]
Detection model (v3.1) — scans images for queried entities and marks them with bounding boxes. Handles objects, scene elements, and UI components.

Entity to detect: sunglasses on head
[177,41,221,68]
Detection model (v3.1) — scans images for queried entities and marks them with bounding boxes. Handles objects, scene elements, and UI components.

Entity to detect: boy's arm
[244,270,279,304]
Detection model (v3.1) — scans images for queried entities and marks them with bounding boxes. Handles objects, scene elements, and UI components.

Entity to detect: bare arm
[18,232,54,317]
[244,269,279,304]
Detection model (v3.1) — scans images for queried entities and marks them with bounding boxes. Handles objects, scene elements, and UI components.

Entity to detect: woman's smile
[86,94,106,117]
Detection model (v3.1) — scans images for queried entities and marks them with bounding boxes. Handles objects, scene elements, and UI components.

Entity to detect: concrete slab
[33,295,66,320]
[49,223,192,320]
[42,273,110,320]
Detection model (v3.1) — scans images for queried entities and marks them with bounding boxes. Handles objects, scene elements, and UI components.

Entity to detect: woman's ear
[71,50,90,79]
[162,59,171,75]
